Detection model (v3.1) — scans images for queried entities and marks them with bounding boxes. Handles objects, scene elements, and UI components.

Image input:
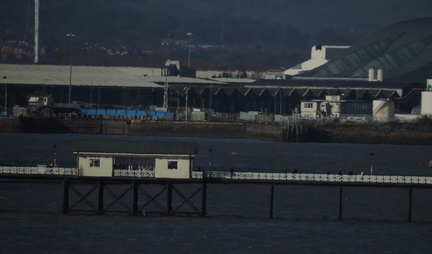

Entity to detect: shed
[74,140,198,178]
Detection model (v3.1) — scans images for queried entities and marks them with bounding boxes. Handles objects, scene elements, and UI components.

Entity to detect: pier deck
[2,166,432,222]
[1,166,432,186]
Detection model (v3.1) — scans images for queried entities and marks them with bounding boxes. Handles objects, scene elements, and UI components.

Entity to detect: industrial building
[0,62,427,122]
[0,18,431,122]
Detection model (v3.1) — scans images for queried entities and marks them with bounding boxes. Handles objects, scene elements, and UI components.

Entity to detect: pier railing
[113,169,155,178]
[193,171,432,185]
[0,166,77,176]
[1,166,432,185]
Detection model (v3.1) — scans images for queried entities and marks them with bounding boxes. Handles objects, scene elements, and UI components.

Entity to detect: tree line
[0,0,362,71]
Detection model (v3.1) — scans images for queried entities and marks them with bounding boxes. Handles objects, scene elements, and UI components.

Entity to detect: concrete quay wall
[2,117,432,145]
[129,121,287,141]
[0,117,290,141]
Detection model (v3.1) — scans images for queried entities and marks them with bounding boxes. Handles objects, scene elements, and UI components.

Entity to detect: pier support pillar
[408,188,413,222]
[200,183,207,217]
[132,181,138,216]
[338,186,343,220]
[269,184,274,219]
[166,182,173,215]
[62,179,69,214]
[97,181,104,215]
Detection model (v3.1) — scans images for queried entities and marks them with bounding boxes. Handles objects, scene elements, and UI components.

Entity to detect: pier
[1,166,432,222]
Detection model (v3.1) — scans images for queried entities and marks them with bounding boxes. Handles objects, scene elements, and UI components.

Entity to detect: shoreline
[1,117,432,146]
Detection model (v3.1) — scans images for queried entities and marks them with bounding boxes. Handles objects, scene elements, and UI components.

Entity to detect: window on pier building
[90,158,101,168]
[168,161,178,170]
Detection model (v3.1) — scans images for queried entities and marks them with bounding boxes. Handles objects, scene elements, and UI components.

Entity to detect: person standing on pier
[230,167,236,177]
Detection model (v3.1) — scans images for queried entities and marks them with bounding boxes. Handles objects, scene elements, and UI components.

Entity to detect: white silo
[373,99,394,122]
[377,68,384,81]
[421,91,432,116]
[368,68,376,81]
[421,79,432,116]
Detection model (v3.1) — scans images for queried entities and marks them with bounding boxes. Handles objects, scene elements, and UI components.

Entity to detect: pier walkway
[1,166,432,186]
[2,165,432,222]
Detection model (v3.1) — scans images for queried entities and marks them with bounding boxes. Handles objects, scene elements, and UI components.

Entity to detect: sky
[139,0,432,33]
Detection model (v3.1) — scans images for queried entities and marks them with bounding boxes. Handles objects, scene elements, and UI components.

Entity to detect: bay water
[1,133,432,253]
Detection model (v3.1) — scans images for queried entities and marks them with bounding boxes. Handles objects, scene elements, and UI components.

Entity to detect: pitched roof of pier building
[74,140,198,156]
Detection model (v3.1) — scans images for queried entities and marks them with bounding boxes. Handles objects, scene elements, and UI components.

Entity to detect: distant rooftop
[0,63,226,87]
[303,17,432,82]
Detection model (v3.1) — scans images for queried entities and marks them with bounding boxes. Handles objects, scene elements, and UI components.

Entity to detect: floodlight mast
[34,0,39,64]
[67,32,75,106]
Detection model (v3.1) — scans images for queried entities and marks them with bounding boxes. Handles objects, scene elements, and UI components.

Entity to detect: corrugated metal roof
[147,75,223,84]
[209,78,256,83]
[0,64,159,88]
[251,78,417,89]
[75,140,198,155]
[0,63,228,87]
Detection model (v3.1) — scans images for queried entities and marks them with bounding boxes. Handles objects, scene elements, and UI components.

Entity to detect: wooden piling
[408,188,413,222]
[97,181,104,215]
[200,183,207,217]
[62,179,69,214]
[269,184,274,219]
[132,181,138,216]
[166,182,173,216]
[338,186,343,220]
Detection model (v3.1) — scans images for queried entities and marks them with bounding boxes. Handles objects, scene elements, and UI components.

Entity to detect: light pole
[163,68,169,109]
[98,85,101,109]
[53,144,57,167]
[370,152,374,175]
[209,84,212,112]
[184,86,191,122]
[2,76,7,116]
[67,32,75,106]
[187,32,193,67]
[185,86,189,122]
[90,81,93,105]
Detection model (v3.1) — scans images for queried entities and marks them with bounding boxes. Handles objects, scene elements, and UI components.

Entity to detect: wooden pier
[1,168,432,222]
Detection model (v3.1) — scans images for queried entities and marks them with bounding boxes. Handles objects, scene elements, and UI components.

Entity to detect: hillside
[1,0,431,69]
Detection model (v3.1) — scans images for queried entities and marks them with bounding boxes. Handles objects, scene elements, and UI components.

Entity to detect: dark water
[1,133,432,253]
